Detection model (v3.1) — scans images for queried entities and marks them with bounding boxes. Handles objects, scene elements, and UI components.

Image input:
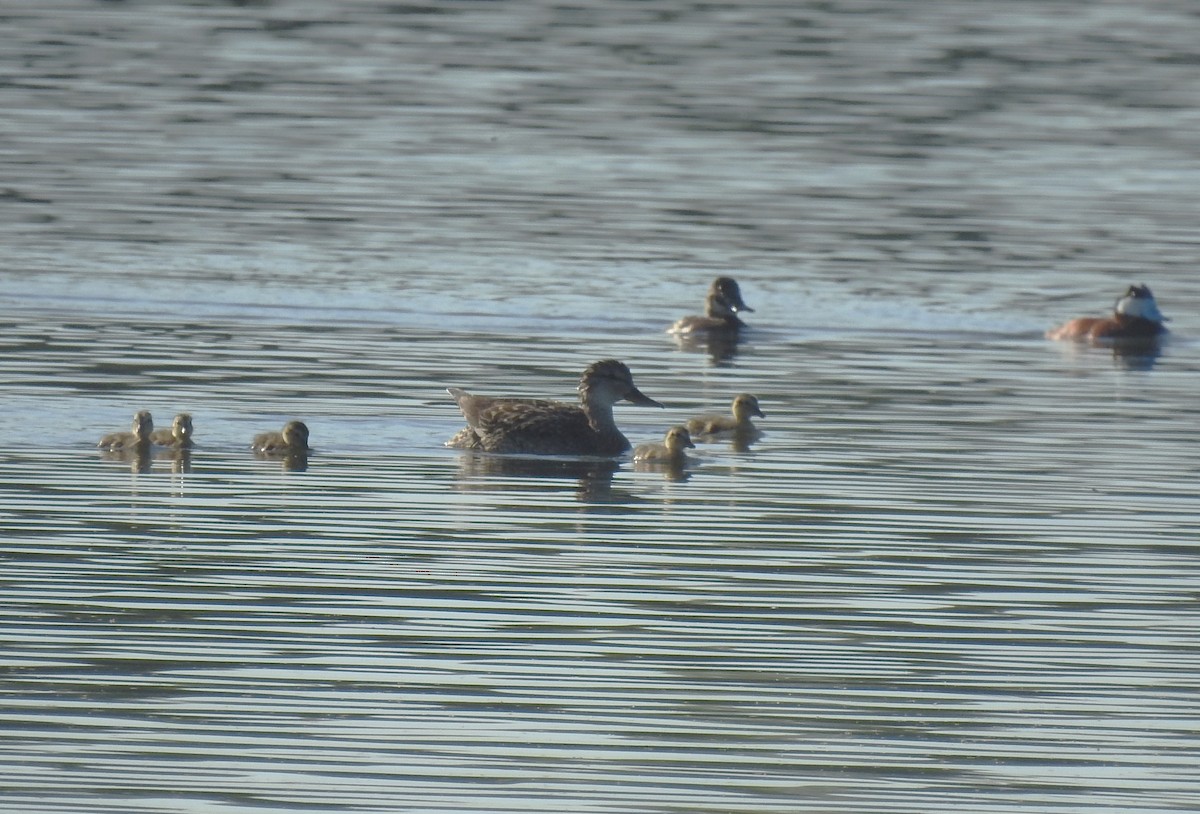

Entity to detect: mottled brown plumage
[447,360,664,456]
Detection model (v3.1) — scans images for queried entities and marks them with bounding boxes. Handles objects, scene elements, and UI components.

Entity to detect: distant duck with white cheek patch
[1047,284,1168,342]
[669,277,753,335]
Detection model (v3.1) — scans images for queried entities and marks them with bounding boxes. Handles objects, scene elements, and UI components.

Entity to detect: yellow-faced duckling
[633,426,696,464]
[447,359,664,456]
[150,413,194,448]
[252,420,311,455]
[98,410,154,451]
[1047,284,1168,342]
[669,276,753,334]
[686,394,765,437]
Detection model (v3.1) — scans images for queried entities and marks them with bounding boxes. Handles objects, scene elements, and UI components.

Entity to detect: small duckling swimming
[669,276,753,334]
[686,394,765,437]
[633,426,696,464]
[98,410,154,451]
[447,359,664,456]
[150,413,194,448]
[1046,284,1168,342]
[252,420,311,455]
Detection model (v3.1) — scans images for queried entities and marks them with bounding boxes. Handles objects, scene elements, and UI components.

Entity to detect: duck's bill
[625,388,665,408]
[732,302,754,313]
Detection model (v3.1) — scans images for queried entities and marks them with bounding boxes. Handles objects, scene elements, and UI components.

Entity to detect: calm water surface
[2,1,1199,812]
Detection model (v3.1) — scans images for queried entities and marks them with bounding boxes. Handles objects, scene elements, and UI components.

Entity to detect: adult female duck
[447,360,663,456]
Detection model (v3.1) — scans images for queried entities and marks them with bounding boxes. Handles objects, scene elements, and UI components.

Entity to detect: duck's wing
[686,414,732,435]
[149,428,174,445]
[474,400,595,454]
[251,431,284,452]
[97,431,127,449]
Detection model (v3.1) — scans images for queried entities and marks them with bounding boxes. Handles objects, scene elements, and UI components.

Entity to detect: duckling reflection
[252,420,311,471]
[154,446,193,474]
[101,444,153,474]
[98,410,154,452]
[447,359,663,456]
[1046,284,1168,344]
[150,413,194,448]
[669,277,753,336]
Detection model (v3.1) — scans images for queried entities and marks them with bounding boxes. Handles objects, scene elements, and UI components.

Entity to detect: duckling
[251,420,311,455]
[150,413,194,448]
[447,359,664,455]
[1047,284,1168,342]
[686,394,765,437]
[633,426,696,464]
[669,277,753,334]
[98,410,154,451]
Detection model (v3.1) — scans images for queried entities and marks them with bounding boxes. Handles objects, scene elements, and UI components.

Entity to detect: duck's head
[173,413,194,441]
[132,410,154,439]
[732,393,765,421]
[579,360,664,408]
[710,276,752,314]
[282,420,310,449]
[1115,284,1166,323]
[664,425,695,452]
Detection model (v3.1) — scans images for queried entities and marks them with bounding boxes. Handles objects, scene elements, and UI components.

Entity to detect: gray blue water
[2,2,1199,812]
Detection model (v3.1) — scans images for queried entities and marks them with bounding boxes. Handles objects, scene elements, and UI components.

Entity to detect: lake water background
[1,1,1199,812]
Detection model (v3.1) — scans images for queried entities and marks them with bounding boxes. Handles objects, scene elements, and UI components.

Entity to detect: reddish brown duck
[1046,284,1168,342]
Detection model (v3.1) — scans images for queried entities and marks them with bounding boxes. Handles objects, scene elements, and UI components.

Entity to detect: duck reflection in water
[101,444,154,474]
[154,446,193,474]
[1109,340,1163,371]
[669,277,753,364]
[455,453,622,503]
[252,420,311,471]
